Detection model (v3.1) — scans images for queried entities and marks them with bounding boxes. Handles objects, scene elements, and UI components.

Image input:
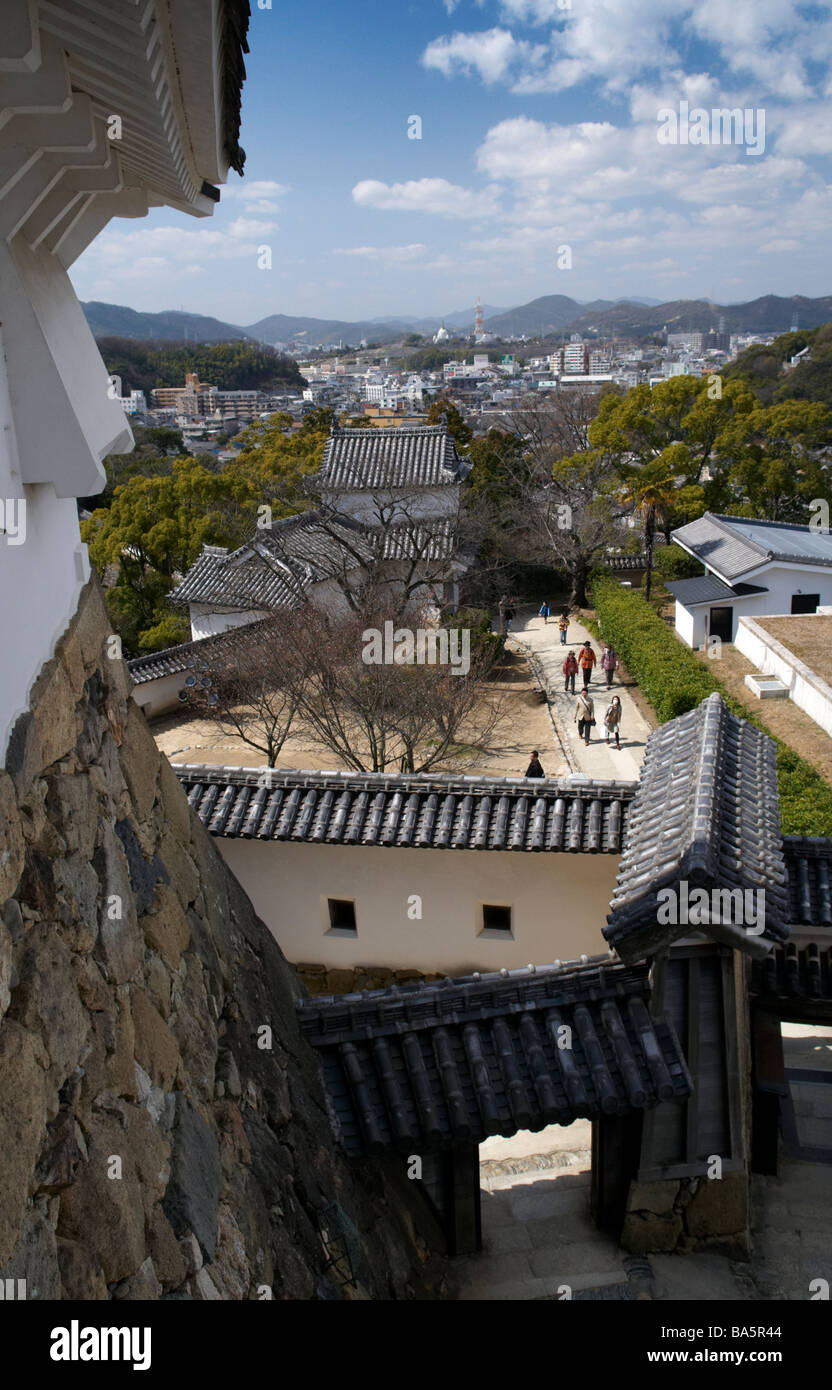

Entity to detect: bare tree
[481,391,625,607]
[280,596,507,774]
[183,614,302,766]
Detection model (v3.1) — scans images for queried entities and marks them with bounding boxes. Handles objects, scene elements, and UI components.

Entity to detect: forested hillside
[725,324,832,407]
[100,338,307,394]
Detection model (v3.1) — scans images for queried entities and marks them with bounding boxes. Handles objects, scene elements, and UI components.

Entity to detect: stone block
[141,881,190,971]
[119,704,160,825]
[626,1178,680,1218]
[130,987,181,1092]
[93,821,143,984]
[685,1172,748,1239]
[621,1210,683,1255]
[0,772,25,900]
[0,1205,61,1301]
[156,754,192,847]
[146,1208,187,1291]
[0,912,11,1024]
[57,1238,109,1300]
[9,923,89,1087]
[57,1110,165,1284]
[162,1095,222,1262]
[0,1022,50,1266]
[112,1256,162,1301]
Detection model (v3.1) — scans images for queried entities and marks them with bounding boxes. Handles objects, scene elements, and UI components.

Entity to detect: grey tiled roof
[169,543,303,611]
[671,514,769,581]
[170,508,456,611]
[783,837,832,927]
[672,512,832,582]
[175,766,637,852]
[752,940,832,1002]
[311,425,466,493]
[665,576,768,606]
[297,954,692,1155]
[603,693,790,962]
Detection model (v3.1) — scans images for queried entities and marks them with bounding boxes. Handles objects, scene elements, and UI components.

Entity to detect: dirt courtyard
[151,647,564,779]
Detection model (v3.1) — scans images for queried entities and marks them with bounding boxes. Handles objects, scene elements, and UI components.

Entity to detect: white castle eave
[0,0,241,763]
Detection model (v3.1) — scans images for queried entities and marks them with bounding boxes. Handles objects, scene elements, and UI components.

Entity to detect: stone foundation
[0,578,445,1300]
[297,964,444,996]
[621,1172,750,1260]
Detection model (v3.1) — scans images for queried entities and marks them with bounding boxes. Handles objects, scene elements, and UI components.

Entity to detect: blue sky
[70,0,832,325]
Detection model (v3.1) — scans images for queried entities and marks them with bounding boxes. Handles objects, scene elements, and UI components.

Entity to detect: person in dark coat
[526,750,545,777]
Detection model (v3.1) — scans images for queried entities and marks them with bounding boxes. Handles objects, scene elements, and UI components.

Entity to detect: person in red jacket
[578,639,596,689]
[563,649,578,694]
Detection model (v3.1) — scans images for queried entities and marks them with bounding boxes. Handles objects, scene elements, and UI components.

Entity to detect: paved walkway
[508,607,653,781]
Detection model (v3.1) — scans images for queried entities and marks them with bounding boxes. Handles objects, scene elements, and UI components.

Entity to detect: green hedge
[589,572,832,835]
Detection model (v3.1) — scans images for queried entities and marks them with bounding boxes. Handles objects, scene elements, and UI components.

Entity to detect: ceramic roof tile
[297,954,692,1156]
[175,766,637,853]
[603,693,790,962]
[311,425,466,493]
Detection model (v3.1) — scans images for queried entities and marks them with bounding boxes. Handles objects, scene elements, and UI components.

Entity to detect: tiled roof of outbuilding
[170,508,456,611]
[665,575,768,606]
[312,425,466,493]
[297,954,693,1156]
[783,837,832,927]
[751,939,832,1002]
[175,766,638,852]
[672,512,832,582]
[169,543,303,611]
[604,693,790,962]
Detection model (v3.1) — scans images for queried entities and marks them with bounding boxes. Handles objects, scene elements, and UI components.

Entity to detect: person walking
[578,639,596,689]
[604,695,622,749]
[525,750,545,777]
[601,644,619,689]
[575,689,595,745]
[558,611,569,645]
[504,602,515,633]
[539,601,551,625]
[563,649,578,694]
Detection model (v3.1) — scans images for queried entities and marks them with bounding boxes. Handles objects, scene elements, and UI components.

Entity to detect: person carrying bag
[575,689,595,745]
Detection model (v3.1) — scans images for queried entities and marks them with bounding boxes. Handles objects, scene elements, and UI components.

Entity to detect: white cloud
[221,179,289,214]
[352,177,500,218]
[334,244,428,262]
[422,28,544,84]
[422,0,832,98]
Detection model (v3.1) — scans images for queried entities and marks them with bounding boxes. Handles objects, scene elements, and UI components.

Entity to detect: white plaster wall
[131,671,188,719]
[189,605,269,640]
[0,484,90,763]
[215,839,619,974]
[675,563,832,648]
[674,602,700,648]
[323,487,458,524]
[735,616,832,737]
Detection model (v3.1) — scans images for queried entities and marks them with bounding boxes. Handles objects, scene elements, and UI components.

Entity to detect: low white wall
[217,838,619,974]
[131,671,187,719]
[735,615,832,737]
[1,484,90,764]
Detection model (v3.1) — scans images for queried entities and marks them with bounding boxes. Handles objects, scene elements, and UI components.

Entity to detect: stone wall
[621,1173,749,1260]
[0,579,445,1300]
[297,964,443,996]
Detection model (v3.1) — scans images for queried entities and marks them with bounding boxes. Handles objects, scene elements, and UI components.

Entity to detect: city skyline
[69,0,832,322]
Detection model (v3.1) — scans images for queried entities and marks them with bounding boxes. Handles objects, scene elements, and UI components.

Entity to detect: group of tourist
[520,604,626,777]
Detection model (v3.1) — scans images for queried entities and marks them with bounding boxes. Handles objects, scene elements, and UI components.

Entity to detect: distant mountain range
[81,293,832,349]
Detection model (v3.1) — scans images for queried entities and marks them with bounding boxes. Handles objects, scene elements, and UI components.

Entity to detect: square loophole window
[481,904,512,933]
[327,898,357,934]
